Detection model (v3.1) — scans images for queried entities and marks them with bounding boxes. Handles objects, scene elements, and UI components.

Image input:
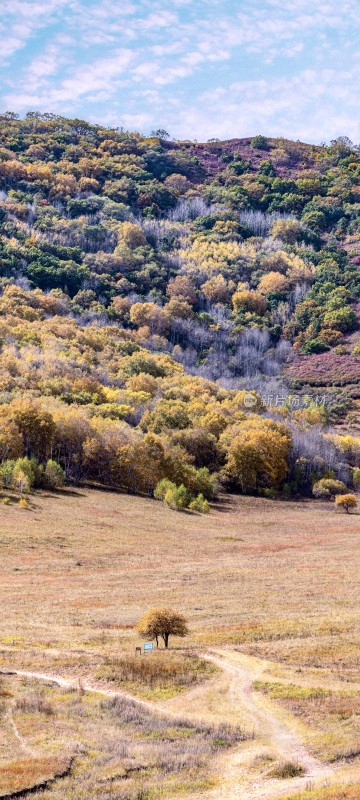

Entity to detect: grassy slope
[1,488,359,652]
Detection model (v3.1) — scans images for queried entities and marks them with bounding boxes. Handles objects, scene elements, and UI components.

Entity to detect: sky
[0,0,359,144]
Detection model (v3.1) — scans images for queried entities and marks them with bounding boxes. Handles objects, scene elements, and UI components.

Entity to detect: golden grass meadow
[0,488,359,798]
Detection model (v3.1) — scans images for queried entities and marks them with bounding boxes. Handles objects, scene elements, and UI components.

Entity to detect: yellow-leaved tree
[222,418,291,493]
[232,290,267,315]
[258,271,289,295]
[136,608,189,649]
[270,218,302,244]
[0,419,23,461]
[335,494,357,514]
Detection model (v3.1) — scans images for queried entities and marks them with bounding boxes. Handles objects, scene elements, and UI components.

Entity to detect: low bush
[251,135,269,150]
[164,482,190,511]
[312,478,348,498]
[0,456,65,494]
[154,479,211,513]
[44,459,65,489]
[353,467,360,489]
[97,652,215,694]
[18,498,29,509]
[16,693,53,716]
[189,493,210,513]
[269,761,305,779]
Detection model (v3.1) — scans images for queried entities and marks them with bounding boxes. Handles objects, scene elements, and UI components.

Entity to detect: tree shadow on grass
[213,497,236,513]
[43,488,88,498]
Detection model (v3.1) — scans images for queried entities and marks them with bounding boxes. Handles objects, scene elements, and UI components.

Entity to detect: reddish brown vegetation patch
[285,353,360,387]
[0,756,72,797]
[165,136,321,179]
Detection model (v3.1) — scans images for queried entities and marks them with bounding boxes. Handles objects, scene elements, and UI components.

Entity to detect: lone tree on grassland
[335,494,357,514]
[136,608,189,649]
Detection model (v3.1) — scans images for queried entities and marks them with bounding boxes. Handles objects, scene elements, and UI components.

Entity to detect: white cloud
[26,46,64,90]
[120,112,152,130]
[0,36,23,63]
[0,0,70,64]
[140,11,179,30]
[173,68,360,143]
[151,43,184,56]
[4,48,134,110]
[0,0,359,143]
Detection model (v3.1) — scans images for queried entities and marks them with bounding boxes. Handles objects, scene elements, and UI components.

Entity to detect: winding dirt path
[4,653,341,800]
[5,704,37,758]
[11,670,159,714]
[200,649,333,800]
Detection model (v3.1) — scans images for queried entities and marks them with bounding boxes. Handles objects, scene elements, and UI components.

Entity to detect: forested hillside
[0,112,359,504]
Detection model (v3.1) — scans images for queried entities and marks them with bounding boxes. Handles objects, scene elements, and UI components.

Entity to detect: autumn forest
[0,113,359,508]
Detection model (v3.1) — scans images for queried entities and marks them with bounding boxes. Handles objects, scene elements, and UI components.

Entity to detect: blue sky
[0,0,359,143]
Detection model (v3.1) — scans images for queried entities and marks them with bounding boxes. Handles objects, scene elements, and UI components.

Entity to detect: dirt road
[6,651,340,800]
[200,650,333,799]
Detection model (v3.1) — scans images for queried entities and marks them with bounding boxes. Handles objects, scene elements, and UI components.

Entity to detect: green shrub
[190,467,219,500]
[353,468,360,490]
[44,459,65,488]
[312,478,348,499]
[0,460,16,488]
[164,483,190,511]
[155,479,210,513]
[302,339,330,354]
[12,457,37,493]
[154,478,174,501]
[263,487,276,499]
[251,135,269,150]
[189,493,210,513]
[323,307,357,333]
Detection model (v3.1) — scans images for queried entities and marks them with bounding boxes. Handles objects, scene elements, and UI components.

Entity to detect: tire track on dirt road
[199,650,334,800]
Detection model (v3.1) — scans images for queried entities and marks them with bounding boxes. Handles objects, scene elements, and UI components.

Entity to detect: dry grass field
[0,488,359,798]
